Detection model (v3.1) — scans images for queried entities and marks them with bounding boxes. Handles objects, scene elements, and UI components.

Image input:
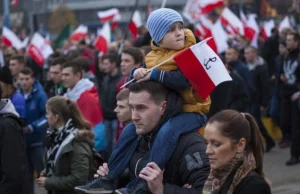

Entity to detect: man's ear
[160,101,167,115]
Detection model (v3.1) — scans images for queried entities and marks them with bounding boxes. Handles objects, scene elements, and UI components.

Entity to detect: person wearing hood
[0,65,25,117]
[62,60,104,152]
[19,67,48,194]
[0,92,29,194]
[36,96,95,194]
[244,46,275,153]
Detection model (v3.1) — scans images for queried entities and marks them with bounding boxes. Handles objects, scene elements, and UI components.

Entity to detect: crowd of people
[0,6,299,194]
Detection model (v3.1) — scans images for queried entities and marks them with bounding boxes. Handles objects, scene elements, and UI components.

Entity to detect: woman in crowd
[203,110,271,194]
[36,96,94,194]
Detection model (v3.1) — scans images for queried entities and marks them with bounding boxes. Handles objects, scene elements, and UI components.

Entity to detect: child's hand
[134,68,148,80]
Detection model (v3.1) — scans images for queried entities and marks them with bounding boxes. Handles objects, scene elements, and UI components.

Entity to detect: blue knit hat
[147,8,183,44]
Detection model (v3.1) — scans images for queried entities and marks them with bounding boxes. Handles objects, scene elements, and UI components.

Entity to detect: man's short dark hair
[122,47,144,65]
[102,53,118,65]
[63,60,82,77]
[73,56,91,72]
[50,57,67,68]
[116,89,130,101]
[228,47,239,54]
[128,81,168,104]
[287,32,300,42]
[20,67,34,78]
[10,54,24,64]
[245,45,257,54]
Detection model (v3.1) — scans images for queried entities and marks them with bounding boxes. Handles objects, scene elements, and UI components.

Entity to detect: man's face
[19,73,34,92]
[62,67,81,89]
[129,91,166,135]
[114,99,131,123]
[225,49,238,63]
[244,48,256,63]
[286,34,298,50]
[102,59,115,74]
[121,53,138,76]
[9,59,24,77]
[49,65,63,84]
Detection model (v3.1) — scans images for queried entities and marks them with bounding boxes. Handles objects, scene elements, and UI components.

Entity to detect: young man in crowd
[19,67,48,194]
[48,56,67,97]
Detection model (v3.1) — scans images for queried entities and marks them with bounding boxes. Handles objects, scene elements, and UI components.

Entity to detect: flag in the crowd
[279,16,292,32]
[260,19,275,40]
[54,24,74,48]
[208,20,228,54]
[199,0,224,14]
[129,11,143,39]
[247,14,259,48]
[11,0,18,7]
[97,8,119,23]
[2,26,23,50]
[240,11,256,41]
[28,33,54,67]
[221,7,244,35]
[94,22,111,55]
[21,37,29,49]
[112,14,121,30]
[69,25,88,41]
[183,0,202,23]
[174,38,232,99]
[195,23,205,38]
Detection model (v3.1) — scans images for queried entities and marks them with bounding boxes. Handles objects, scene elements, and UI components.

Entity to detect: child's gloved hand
[134,68,149,80]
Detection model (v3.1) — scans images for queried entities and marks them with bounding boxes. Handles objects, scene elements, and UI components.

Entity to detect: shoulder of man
[173,132,208,169]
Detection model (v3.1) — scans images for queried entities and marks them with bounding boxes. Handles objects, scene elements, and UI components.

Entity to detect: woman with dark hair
[36,96,95,194]
[203,110,271,194]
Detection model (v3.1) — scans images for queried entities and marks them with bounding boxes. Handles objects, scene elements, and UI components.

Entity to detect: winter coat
[65,79,103,127]
[145,29,211,115]
[10,90,26,118]
[98,71,122,120]
[21,81,48,147]
[229,60,255,98]
[129,132,210,194]
[247,57,270,107]
[232,171,271,194]
[44,130,94,194]
[0,99,29,194]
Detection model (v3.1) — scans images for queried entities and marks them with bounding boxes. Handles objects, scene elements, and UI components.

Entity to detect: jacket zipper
[135,158,142,177]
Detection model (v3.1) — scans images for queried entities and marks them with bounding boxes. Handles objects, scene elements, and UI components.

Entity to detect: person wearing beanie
[76,8,210,194]
[0,66,25,117]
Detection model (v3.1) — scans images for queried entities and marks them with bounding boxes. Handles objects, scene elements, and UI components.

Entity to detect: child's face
[159,22,185,51]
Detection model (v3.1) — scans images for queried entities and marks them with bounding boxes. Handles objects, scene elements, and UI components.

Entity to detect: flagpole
[3,0,10,28]
[117,0,140,56]
[161,0,168,8]
[120,55,174,88]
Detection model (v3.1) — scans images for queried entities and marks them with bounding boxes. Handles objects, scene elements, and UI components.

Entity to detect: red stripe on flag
[95,36,108,54]
[129,21,138,40]
[28,44,44,67]
[201,1,224,14]
[174,48,216,99]
[244,26,256,41]
[2,37,12,47]
[100,15,115,23]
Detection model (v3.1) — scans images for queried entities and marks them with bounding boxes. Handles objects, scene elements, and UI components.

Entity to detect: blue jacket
[21,81,48,147]
[10,90,26,118]
[229,60,255,97]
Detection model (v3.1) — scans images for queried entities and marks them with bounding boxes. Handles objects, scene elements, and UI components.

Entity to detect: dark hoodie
[0,99,29,194]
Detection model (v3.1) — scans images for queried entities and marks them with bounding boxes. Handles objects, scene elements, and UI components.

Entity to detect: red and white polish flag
[97,8,119,23]
[112,14,121,30]
[2,26,23,50]
[129,11,143,40]
[260,19,275,41]
[28,33,54,67]
[69,25,88,41]
[199,0,224,14]
[279,16,292,32]
[94,22,111,55]
[209,20,228,54]
[221,7,244,36]
[174,38,232,99]
[240,11,259,47]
